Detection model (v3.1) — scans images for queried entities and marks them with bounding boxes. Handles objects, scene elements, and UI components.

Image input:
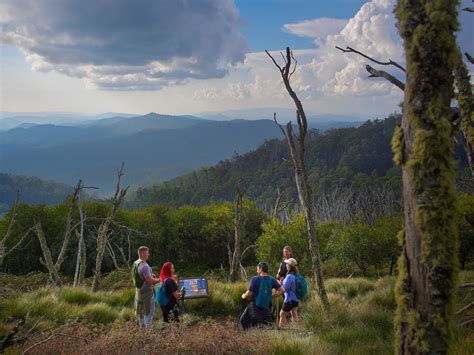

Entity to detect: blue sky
[1,0,472,119]
[236,0,368,51]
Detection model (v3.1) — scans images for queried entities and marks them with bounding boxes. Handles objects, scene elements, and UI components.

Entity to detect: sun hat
[284,258,297,267]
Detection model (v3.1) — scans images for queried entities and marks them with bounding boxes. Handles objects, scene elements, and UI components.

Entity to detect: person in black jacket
[276,246,293,283]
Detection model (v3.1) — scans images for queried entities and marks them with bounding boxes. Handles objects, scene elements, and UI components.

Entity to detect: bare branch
[22,333,89,354]
[55,180,83,271]
[465,52,474,65]
[456,301,474,315]
[0,227,34,260]
[366,65,405,91]
[2,190,20,245]
[273,112,288,138]
[265,50,283,73]
[335,45,406,72]
[289,50,297,79]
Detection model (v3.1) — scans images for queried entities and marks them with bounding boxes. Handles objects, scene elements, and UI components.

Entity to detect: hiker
[276,246,293,283]
[279,258,299,328]
[240,262,284,329]
[131,246,160,328]
[157,261,183,323]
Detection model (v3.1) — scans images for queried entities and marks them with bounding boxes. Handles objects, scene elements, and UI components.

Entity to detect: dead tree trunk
[34,219,62,286]
[73,193,86,287]
[0,191,29,266]
[230,184,244,282]
[91,163,128,292]
[54,180,82,272]
[394,1,459,353]
[266,47,329,309]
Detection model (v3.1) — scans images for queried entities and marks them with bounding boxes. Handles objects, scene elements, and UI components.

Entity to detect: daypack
[255,276,273,308]
[295,273,308,300]
[131,260,145,288]
[155,279,170,307]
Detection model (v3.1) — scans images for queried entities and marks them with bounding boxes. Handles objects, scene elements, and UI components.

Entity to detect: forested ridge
[127,114,470,210]
[0,173,74,215]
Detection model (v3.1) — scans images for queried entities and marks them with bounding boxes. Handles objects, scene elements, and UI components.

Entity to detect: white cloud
[0,0,246,90]
[283,18,349,46]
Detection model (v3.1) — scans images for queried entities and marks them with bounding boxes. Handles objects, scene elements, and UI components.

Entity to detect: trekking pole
[276,297,280,330]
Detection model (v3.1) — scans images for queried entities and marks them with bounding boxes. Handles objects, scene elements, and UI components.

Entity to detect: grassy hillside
[1,270,472,354]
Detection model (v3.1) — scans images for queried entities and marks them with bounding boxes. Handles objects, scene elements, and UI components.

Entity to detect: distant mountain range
[0,111,367,205]
[0,113,285,194]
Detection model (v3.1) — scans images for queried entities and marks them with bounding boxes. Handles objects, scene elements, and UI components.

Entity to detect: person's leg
[279,309,289,327]
[239,306,252,329]
[162,306,171,323]
[280,302,292,327]
[290,306,298,323]
[142,296,155,327]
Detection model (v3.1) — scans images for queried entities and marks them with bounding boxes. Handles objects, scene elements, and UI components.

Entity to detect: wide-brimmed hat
[284,258,297,267]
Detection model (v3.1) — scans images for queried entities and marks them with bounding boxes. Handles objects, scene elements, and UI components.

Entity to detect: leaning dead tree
[0,191,34,267]
[392,1,459,353]
[34,219,62,286]
[229,183,245,282]
[72,181,100,287]
[266,47,329,309]
[54,180,82,272]
[91,163,129,292]
[33,180,92,285]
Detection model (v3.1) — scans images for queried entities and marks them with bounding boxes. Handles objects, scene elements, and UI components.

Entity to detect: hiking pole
[275,297,280,330]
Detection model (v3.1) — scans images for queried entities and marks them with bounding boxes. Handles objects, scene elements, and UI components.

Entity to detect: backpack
[255,276,273,308]
[295,273,308,300]
[155,279,170,307]
[131,260,145,288]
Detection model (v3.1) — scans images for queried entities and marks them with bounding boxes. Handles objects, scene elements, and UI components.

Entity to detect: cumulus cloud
[298,0,404,97]
[0,0,247,90]
[283,18,349,46]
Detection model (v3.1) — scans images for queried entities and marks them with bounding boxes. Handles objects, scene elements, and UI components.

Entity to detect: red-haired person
[158,262,183,323]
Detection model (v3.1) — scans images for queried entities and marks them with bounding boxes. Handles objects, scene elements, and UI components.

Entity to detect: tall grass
[1,272,473,354]
[0,286,134,329]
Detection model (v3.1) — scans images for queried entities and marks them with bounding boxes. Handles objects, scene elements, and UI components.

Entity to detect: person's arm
[272,277,285,298]
[144,275,160,286]
[241,290,253,300]
[273,286,285,298]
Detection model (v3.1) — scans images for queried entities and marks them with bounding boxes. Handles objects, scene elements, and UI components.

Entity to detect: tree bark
[394,1,459,353]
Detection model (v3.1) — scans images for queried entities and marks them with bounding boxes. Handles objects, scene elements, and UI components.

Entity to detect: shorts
[282,300,299,312]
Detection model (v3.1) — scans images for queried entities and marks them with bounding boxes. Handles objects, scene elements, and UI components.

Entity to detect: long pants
[138,297,155,328]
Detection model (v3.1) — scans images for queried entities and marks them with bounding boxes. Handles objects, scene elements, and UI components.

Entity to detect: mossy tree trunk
[394,1,459,353]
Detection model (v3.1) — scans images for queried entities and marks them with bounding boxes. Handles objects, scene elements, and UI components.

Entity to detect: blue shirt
[283,273,299,303]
